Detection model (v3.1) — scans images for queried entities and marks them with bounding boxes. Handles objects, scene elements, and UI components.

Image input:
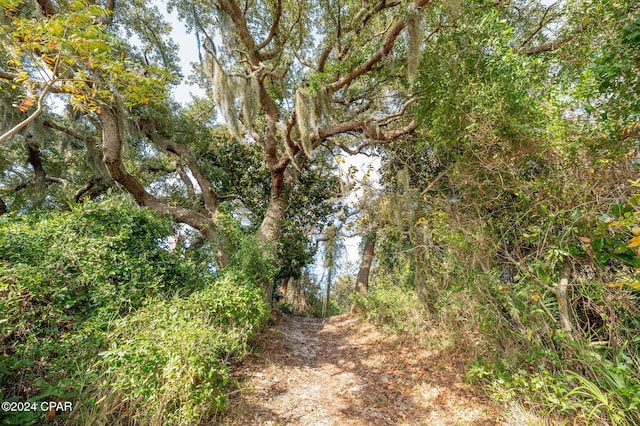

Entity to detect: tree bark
[99,103,229,265]
[556,260,573,338]
[258,194,286,243]
[27,143,46,191]
[355,230,377,295]
[324,265,333,317]
[258,169,292,243]
[0,197,6,215]
[279,277,290,300]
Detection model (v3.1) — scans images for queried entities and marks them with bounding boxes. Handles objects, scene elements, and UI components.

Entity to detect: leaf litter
[219,314,500,425]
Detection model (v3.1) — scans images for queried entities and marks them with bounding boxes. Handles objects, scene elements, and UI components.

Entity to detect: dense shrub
[353,280,429,334]
[0,198,269,425]
[84,271,267,425]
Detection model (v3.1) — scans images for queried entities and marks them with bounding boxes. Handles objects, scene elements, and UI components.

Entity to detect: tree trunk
[556,260,573,338]
[98,103,229,265]
[355,230,376,295]
[0,197,6,215]
[279,277,290,300]
[27,143,46,191]
[258,169,291,243]
[258,170,292,304]
[324,266,332,317]
[259,194,287,243]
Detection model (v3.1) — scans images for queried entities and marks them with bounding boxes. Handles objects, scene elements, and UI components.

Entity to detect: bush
[353,280,429,334]
[85,271,268,425]
[0,198,269,425]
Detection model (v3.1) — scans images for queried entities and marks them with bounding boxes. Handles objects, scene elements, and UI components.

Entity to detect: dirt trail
[220,314,500,425]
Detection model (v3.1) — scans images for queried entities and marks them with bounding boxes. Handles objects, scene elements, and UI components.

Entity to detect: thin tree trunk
[0,197,6,215]
[355,231,376,295]
[280,277,290,299]
[324,267,332,317]
[556,260,573,338]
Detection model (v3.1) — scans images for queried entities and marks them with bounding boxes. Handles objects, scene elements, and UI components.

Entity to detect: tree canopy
[2,0,640,423]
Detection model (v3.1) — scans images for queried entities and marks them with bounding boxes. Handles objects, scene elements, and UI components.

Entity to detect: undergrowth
[0,198,270,425]
[357,268,640,425]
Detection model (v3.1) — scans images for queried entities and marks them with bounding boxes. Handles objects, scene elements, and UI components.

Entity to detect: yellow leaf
[42,55,56,65]
[628,235,640,248]
[626,281,640,290]
[141,97,150,105]
[608,281,640,290]
[13,98,35,112]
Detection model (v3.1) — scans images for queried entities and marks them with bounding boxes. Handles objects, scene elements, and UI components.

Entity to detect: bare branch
[175,163,196,199]
[377,97,418,126]
[317,115,417,142]
[45,176,69,186]
[330,0,432,93]
[317,46,333,72]
[518,2,559,51]
[329,137,375,155]
[74,179,96,202]
[420,169,448,196]
[517,36,575,55]
[43,120,98,144]
[257,0,281,49]
[218,193,238,200]
[0,55,61,143]
[139,120,219,215]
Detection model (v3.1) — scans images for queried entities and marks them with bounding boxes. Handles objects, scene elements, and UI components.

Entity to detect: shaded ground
[219,314,500,425]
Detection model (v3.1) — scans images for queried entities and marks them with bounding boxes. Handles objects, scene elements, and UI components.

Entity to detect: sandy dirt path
[220,314,500,425]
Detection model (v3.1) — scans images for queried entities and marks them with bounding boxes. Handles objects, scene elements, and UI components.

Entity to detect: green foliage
[92,271,267,425]
[572,2,640,129]
[0,199,268,425]
[353,280,428,334]
[361,2,640,424]
[1,0,170,111]
[467,346,640,425]
[214,211,278,286]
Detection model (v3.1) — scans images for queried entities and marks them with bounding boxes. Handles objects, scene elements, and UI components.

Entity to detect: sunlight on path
[220,314,499,425]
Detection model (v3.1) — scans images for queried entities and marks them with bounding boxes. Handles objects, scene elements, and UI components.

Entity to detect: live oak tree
[0,0,173,210]
[167,0,431,246]
[2,0,426,269]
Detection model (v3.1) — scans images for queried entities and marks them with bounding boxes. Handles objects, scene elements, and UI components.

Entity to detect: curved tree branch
[99,104,218,241]
[330,0,431,93]
[138,120,219,215]
[257,0,282,50]
[517,36,575,55]
[0,65,59,144]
